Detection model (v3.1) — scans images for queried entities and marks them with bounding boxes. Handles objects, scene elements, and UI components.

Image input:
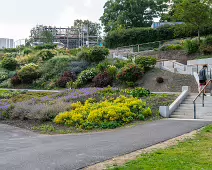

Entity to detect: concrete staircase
[171,94,212,120]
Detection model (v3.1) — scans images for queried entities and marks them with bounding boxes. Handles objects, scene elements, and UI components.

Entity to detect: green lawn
[110,125,212,170]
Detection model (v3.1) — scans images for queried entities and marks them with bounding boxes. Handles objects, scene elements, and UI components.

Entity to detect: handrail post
[202,92,205,107]
[194,102,196,119]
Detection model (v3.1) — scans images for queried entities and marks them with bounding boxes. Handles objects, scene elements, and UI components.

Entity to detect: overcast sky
[0,0,107,41]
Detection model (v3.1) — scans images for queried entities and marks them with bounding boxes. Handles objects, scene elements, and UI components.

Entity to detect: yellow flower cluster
[54,96,152,129]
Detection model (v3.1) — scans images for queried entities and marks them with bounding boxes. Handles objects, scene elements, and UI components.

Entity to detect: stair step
[170,115,194,119]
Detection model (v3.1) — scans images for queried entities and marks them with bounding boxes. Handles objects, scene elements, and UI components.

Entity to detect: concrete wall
[159,86,190,118]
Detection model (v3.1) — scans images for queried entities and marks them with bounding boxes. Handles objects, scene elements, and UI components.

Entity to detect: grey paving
[0,120,211,170]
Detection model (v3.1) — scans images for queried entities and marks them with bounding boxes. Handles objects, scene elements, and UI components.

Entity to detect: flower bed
[0,88,178,134]
[54,96,152,130]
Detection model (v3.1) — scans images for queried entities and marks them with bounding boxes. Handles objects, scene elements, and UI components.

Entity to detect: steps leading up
[170,94,212,120]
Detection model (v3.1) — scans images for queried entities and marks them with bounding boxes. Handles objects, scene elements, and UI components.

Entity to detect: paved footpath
[0,119,211,170]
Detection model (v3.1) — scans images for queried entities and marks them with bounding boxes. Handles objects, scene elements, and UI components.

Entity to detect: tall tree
[160,0,183,22]
[174,0,212,44]
[73,19,101,36]
[100,0,169,33]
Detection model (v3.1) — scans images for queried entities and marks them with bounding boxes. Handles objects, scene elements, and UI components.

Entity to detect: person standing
[199,64,208,95]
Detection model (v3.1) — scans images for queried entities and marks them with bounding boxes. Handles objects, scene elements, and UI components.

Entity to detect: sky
[0,0,107,41]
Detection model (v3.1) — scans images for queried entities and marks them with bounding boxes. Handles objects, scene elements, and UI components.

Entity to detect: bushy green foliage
[23,48,33,55]
[184,40,199,54]
[34,44,57,50]
[0,70,9,81]
[36,49,57,61]
[117,64,142,82]
[204,36,212,46]
[135,56,157,71]
[18,63,40,83]
[74,68,98,88]
[70,48,81,56]
[107,65,117,77]
[0,90,21,99]
[1,57,17,71]
[77,47,109,63]
[104,24,212,48]
[130,87,150,98]
[40,56,72,80]
[3,48,19,53]
[160,44,183,51]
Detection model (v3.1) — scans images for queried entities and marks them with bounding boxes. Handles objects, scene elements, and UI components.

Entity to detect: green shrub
[40,56,72,80]
[107,65,117,77]
[184,40,199,54]
[18,63,40,83]
[88,47,109,62]
[201,46,212,55]
[3,48,19,53]
[70,48,81,56]
[96,61,110,72]
[135,56,157,71]
[130,88,150,98]
[77,47,109,63]
[74,68,99,87]
[114,59,131,69]
[204,36,212,46]
[117,64,142,82]
[1,57,17,71]
[160,44,183,51]
[23,48,33,55]
[104,24,212,49]
[0,70,9,81]
[36,49,57,61]
[34,44,57,50]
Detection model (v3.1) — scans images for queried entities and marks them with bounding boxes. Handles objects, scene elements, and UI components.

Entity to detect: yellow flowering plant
[54,96,152,130]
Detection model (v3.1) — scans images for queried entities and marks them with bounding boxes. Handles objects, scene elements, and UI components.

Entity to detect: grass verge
[110,125,212,170]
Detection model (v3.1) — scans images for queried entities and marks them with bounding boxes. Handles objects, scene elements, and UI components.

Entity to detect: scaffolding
[30,25,98,49]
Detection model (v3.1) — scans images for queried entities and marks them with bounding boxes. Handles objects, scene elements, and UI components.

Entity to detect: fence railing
[193,79,212,119]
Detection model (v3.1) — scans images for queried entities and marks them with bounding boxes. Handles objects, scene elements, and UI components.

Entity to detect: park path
[0,119,211,170]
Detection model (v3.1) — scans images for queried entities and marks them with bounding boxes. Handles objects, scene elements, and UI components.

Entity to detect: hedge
[104,24,212,49]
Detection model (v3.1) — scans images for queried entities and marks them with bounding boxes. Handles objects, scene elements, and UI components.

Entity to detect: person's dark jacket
[199,69,207,81]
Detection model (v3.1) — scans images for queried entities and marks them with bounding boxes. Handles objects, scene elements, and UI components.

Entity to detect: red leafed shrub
[156,77,164,83]
[117,64,142,82]
[92,71,113,87]
[63,71,77,81]
[11,75,21,85]
[57,76,71,88]
[57,71,77,88]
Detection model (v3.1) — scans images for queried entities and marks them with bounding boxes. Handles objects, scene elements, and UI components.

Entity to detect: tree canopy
[174,0,212,43]
[73,19,101,36]
[100,0,169,33]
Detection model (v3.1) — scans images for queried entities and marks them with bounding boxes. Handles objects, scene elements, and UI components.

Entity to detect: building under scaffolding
[30,25,99,49]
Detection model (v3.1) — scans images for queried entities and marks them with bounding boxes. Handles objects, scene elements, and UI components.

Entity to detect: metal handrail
[193,80,212,119]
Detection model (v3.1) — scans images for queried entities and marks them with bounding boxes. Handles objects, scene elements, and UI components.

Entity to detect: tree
[40,30,54,44]
[160,0,183,22]
[100,0,169,33]
[174,0,212,44]
[73,19,101,36]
